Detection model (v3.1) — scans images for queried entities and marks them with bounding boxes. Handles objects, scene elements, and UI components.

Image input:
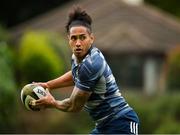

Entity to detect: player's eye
[79,35,86,41]
[71,36,77,41]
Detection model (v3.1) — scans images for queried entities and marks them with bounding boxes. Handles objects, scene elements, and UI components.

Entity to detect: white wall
[143,57,159,95]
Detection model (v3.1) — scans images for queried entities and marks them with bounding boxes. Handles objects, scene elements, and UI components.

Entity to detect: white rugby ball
[20,83,47,111]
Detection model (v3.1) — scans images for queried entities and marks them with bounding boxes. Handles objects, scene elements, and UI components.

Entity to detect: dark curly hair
[66,6,92,34]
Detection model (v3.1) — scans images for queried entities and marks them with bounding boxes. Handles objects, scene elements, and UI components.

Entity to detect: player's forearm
[54,98,81,112]
[46,71,74,90]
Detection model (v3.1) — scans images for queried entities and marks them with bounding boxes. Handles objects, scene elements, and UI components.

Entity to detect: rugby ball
[20,83,47,111]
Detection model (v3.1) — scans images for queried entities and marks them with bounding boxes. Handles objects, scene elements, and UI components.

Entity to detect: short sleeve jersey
[71,46,132,123]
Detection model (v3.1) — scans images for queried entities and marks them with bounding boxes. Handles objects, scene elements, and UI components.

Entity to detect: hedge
[0,42,17,133]
[18,31,66,84]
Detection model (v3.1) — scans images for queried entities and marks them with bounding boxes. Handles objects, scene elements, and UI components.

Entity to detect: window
[106,55,143,89]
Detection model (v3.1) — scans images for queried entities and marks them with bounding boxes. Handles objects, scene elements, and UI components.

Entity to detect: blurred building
[10,0,180,94]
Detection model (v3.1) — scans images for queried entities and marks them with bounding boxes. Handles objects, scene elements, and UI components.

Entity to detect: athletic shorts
[90,110,139,134]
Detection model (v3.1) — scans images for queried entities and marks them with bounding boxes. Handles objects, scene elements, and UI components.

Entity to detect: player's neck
[76,56,84,64]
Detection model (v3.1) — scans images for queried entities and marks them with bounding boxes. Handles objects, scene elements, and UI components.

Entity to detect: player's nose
[75,39,81,47]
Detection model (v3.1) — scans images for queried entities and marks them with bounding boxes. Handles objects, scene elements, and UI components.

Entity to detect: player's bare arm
[37,71,74,90]
[55,87,91,112]
[35,86,91,112]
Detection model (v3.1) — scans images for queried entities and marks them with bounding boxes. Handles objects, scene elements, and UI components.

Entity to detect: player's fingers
[29,100,42,109]
[46,89,52,96]
[35,98,44,104]
[45,88,49,93]
[29,100,36,106]
[31,82,48,89]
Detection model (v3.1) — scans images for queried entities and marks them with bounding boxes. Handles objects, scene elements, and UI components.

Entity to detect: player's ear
[67,35,70,40]
[90,33,94,44]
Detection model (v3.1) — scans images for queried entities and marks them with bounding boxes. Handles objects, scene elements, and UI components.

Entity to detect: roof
[10,0,180,55]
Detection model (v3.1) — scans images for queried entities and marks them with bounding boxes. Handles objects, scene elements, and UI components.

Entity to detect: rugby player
[33,6,139,134]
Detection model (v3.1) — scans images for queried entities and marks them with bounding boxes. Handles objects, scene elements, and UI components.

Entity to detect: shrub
[0,25,10,42]
[154,117,180,134]
[18,31,66,83]
[167,46,180,89]
[47,32,71,69]
[126,92,180,134]
[0,42,17,133]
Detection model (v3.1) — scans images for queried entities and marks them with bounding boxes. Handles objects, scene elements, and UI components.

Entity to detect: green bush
[18,31,66,83]
[126,92,180,134]
[0,25,10,42]
[15,92,180,134]
[167,46,180,89]
[47,32,71,69]
[155,117,180,134]
[0,42,17,133]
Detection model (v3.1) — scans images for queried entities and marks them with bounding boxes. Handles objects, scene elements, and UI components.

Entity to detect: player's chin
[74,52,83,58]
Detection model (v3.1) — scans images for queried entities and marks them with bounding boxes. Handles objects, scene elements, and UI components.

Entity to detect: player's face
[68,26,94,62]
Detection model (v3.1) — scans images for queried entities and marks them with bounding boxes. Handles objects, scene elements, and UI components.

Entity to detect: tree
[145,0,180,18]
[167,45,180,89]
[0,0,72,27]
[0,32,17,133]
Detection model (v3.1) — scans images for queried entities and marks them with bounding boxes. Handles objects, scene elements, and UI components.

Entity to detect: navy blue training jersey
[71,46,132,124]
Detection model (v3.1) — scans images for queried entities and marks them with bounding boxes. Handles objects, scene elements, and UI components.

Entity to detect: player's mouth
[75,48,83,53]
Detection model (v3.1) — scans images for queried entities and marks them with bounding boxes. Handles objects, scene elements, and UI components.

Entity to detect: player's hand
[29,100,42,111]
[32,82,49,89]
[32,89,56,109]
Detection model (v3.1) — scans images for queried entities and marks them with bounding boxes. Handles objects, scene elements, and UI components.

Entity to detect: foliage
[154,117,180,134]
[18,31,67,84]
[125,92,180,134]
[12,91,180,134]
[167,46,180,89]
[0,25,10,42]
[0,0,72,27]
[145,0,180,18]
[0,42,17,133]
[46,32,71,70]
